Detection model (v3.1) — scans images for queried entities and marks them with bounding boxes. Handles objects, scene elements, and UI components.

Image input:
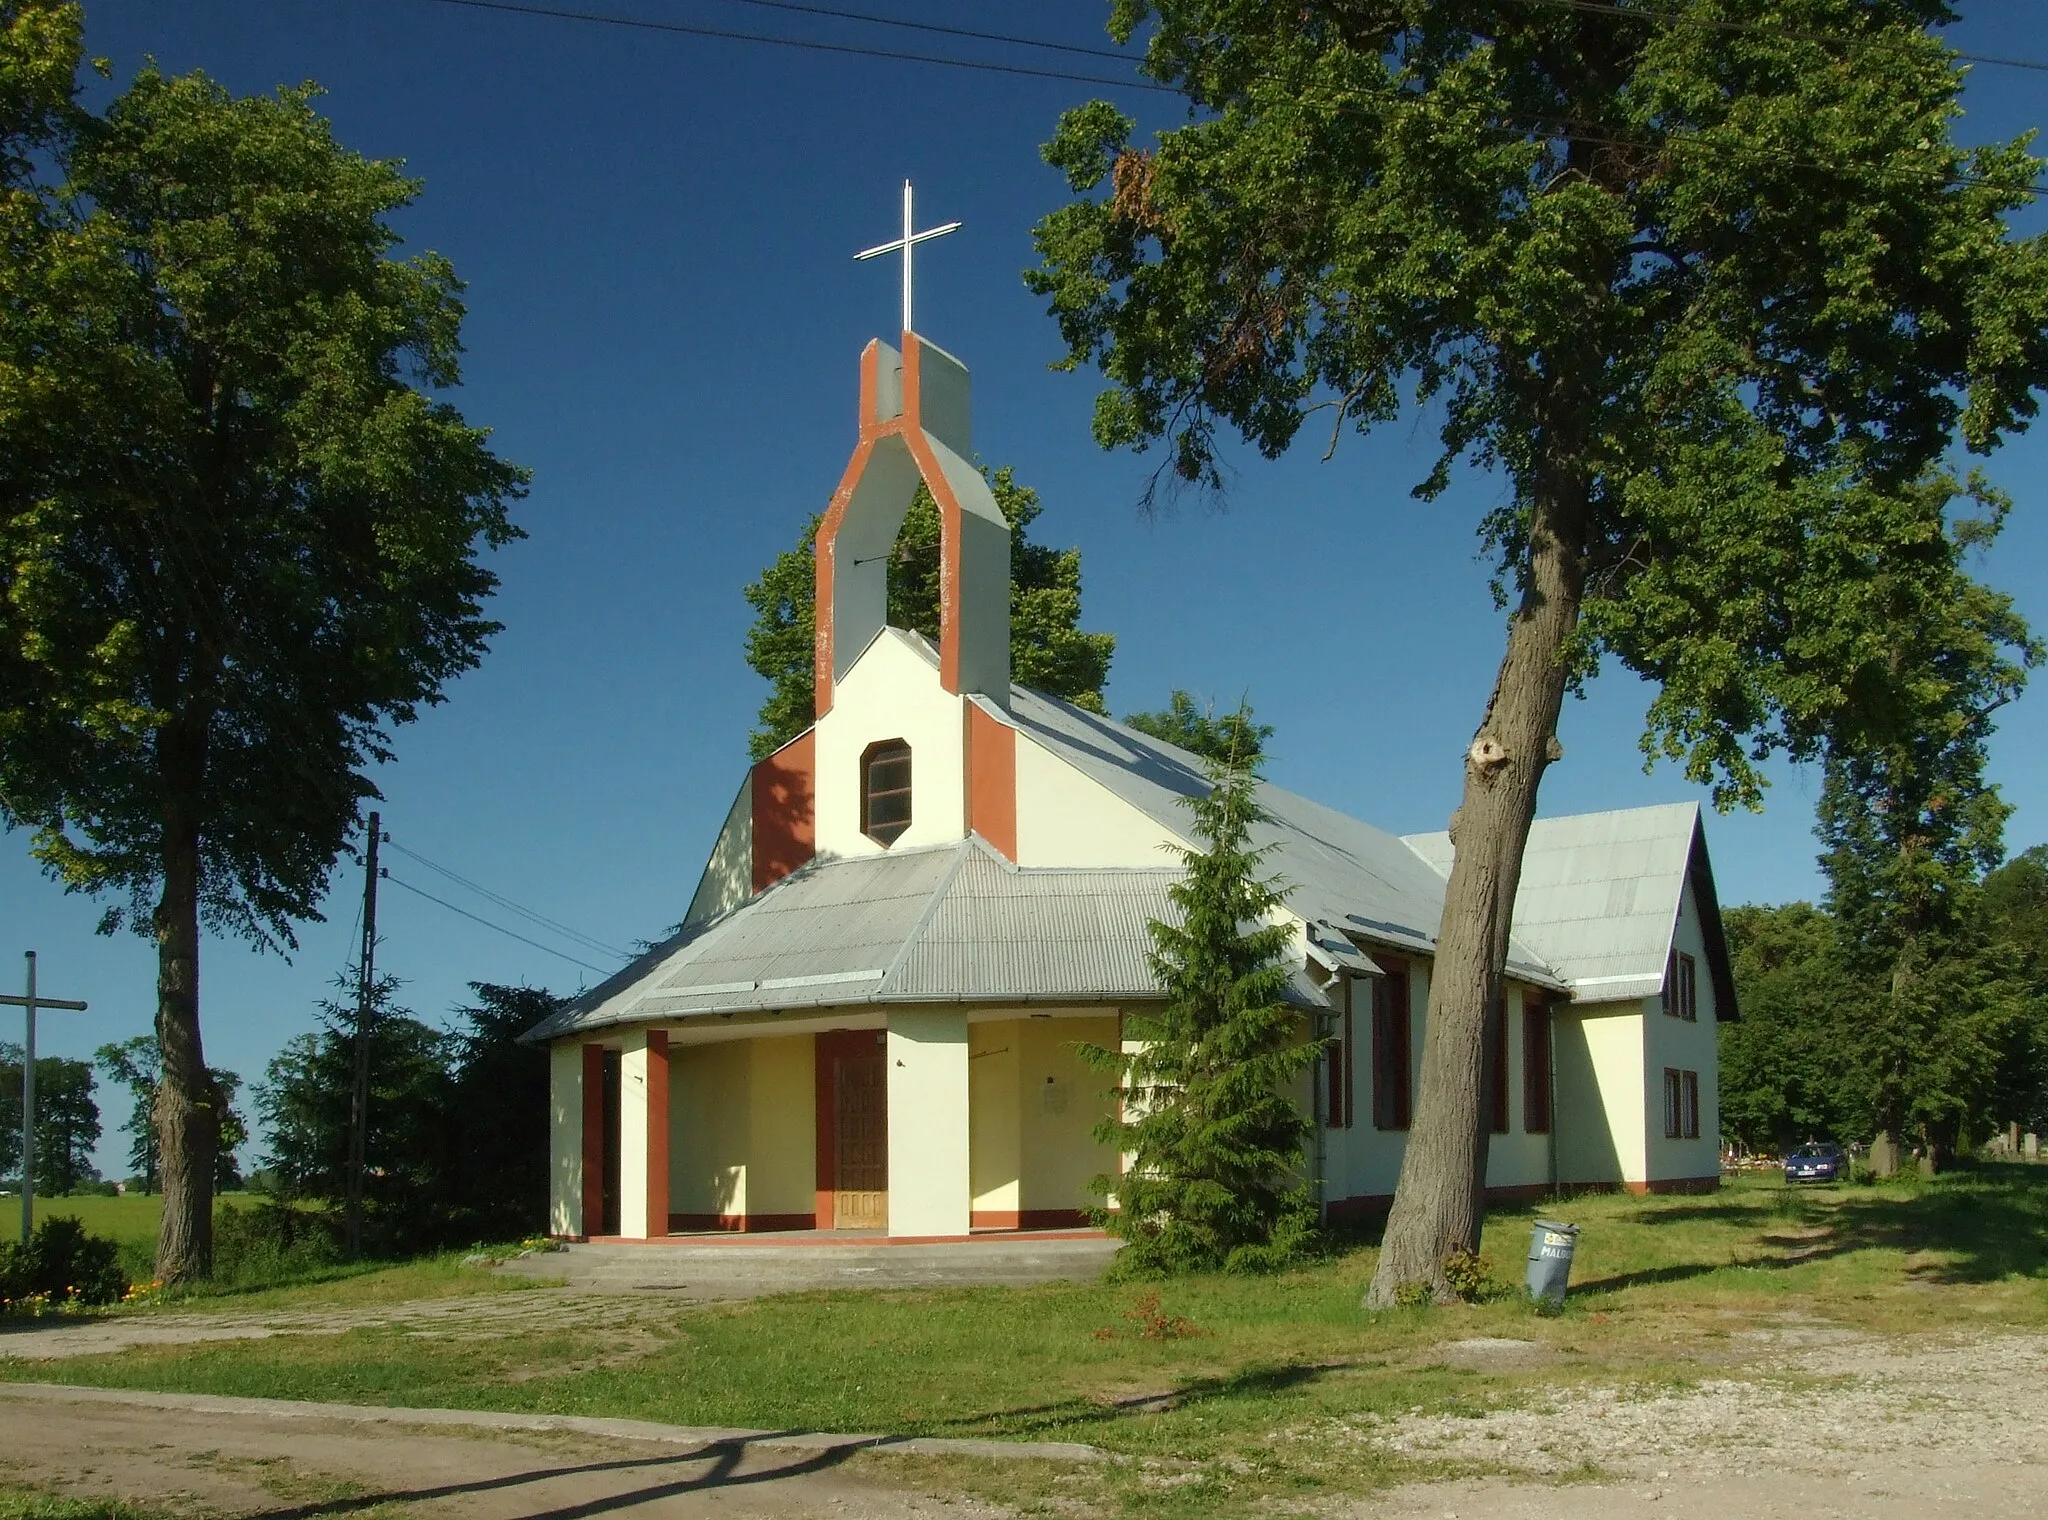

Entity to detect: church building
[526,325,1736,1241]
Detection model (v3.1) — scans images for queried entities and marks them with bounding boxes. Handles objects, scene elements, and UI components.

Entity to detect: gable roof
[524,835,1331,1041]
[1403,802,1737,1018]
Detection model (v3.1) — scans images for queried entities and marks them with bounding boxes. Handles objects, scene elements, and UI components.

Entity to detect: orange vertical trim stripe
[964,702,1017,859]
[644,1030,669,1239]
[750,731,815,891]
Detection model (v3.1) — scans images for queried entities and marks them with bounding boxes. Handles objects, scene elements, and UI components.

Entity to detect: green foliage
[1079,714,1321,1276]
[1123,690,1272,764]
[210,1200,343,1286]
[0,54,529,947]
[0,1044,99,1194]
[1030,3,2048,809]
[0,1214,127,1310]
[92,1036,245,1192]
[1720,904,1872,1151]
[742,467,1115,758]
[255,982,555,1252]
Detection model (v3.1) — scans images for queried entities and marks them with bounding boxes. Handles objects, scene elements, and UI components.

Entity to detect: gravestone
[2027,1132,2040,1162]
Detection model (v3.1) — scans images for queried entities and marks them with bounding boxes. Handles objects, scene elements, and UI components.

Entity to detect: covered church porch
[548,1004,1123,1241]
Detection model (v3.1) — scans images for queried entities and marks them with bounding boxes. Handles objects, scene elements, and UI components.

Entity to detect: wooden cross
[854,179,961,335]
[1,951,88,1240]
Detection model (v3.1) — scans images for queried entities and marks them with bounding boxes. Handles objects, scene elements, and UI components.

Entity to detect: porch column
[549,1043,586,1238]
[619,1028,671,1239]
[886,1010,969,1236]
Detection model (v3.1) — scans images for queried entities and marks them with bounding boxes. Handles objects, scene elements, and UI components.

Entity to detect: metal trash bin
[1525,1219,1580,1306]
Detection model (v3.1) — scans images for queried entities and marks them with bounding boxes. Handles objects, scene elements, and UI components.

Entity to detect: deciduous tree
[1030,0,2048,1302]
[0,20,526,1280]
[1124,690,1273,763]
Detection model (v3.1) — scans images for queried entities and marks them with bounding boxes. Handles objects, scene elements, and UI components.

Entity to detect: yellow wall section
[548,1040,583,1236]
[970,1020,1022,1215]
[669,1039,752,1217]
[666,1034,818,1222]
[1019,1015,1119,1213]
[746,1034,818,1217]
[1555,1005,1645,1185]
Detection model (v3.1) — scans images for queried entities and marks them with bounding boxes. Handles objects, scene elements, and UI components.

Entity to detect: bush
[0,1215,128,1311]
[211,1201,344,1287]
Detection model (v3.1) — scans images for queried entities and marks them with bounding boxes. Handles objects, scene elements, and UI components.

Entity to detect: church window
[1325,981,1356,1129]
[1371,960,1411,1130]
[1486,993,1510,1134]
[861,740,913,846]
[1522,996,1553,1135]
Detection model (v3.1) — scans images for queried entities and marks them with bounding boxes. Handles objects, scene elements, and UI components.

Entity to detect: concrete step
[496,1235,1119,1295]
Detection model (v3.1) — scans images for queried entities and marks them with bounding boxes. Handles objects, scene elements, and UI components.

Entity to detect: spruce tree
[1081,719,1320,1276]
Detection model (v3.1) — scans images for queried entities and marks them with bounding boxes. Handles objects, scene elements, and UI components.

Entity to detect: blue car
[1784,1142,1846,1183]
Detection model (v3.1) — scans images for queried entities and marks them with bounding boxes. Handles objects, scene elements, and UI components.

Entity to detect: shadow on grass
[1594,1164,2048,1288]
[224,1441,859,1520]
[923,1358,1340,1440]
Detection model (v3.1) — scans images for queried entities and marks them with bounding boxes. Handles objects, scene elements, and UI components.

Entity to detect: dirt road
[0,1388,1005,1520]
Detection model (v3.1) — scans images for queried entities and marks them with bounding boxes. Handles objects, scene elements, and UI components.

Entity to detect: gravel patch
[1355,1329,2048,1479]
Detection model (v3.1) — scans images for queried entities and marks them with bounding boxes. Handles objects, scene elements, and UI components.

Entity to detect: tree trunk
[1365,485,1584,1307]
[153,804,216,1283]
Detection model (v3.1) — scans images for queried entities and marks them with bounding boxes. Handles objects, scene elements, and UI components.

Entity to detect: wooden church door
[833,1051,888,1230]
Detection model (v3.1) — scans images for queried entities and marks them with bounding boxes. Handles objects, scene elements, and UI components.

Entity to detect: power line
[413,0,1177,91]
[711,0,1136,64]
[383,838,631,959]
[381,871,618,976]
[412,0,2042,200]
[1497,0,2048,75]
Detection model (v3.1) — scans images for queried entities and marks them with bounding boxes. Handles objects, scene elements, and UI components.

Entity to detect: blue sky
[6,1,2046,1181]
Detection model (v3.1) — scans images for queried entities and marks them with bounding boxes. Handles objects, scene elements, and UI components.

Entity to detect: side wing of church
[524,330,1738,1241]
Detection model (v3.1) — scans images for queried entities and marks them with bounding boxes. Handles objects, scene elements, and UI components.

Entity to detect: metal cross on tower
[854,179,961,335]
[1,951,88,1240]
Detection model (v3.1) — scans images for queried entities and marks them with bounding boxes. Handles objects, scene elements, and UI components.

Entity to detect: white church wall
[548,1041,583,1237]
[887,1008,971,1235]
[1011,730,1182,867]
[1644,875,1722,1183]
[618,1028,659,1238]
[815,633,966,858]
[1484,984,1555,1191]
[683,775,753,929]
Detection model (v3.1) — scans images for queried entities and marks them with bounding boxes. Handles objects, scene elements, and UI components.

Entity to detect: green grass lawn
[7,1167,2047,1518]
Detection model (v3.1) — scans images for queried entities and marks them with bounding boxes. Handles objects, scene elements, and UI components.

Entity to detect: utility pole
[2,952,89,1241]
[345,812,381,1259]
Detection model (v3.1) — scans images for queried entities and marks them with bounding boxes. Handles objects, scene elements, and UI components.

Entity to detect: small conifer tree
[1080,718,1321,1276]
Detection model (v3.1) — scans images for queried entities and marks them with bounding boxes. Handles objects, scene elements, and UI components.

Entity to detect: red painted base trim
[969,1208,1092,1230]
[587,1228,1111,1247]
[668,1212,820,1234]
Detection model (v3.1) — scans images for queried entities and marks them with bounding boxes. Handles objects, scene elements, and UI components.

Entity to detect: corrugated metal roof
[524,838,1336,1040]
[1403,802,1704,1004]
[1001,686,1564,985]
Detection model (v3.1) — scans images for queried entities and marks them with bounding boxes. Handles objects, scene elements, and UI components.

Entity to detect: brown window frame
[859,739,913,847]
[1678,951,1698,1022]
[1325,982,1355,1130]
[1663,1067,1683,1139]
[1486,992,1510,1134]
[1681,1069,1701,1139]
[1371,960,1412,1131]
[1522,996,1552,1135]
